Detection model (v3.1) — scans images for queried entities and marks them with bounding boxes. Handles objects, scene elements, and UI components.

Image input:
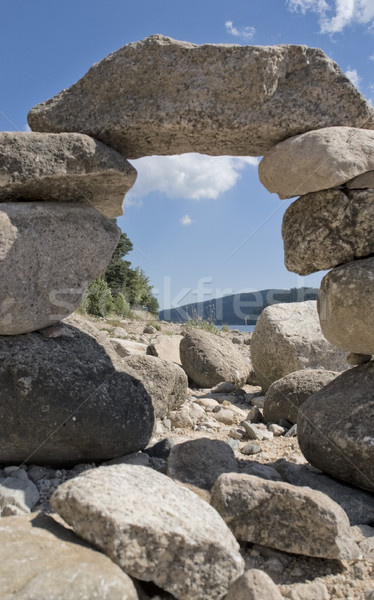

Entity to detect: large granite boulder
[0,513,139,599]
[282,188,374,275]
[318,257,374,354]
[0,202,119,335]
[251,301,348,392]
[298,362,374,492]
[259,127,374,199]
[0,314,154,464]
[0,132,137,218]
[180,329,250,387]
[263,369,338,425]
[122,354,188,419]
[51,464,244,600]
[27,35,374,159]
[211,473,360,560]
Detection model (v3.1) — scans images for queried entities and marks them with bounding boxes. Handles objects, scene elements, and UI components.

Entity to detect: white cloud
[127,154,259,203]
[225,20,256,40]
[370,55,374,60]
[180,214,194,226]
[287,0,374,33]
[345,67,361,88]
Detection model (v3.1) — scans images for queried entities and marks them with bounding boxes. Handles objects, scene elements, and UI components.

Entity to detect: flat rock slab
[51,464,244,600]
[0,132,137,218]
[0,202,119,335]
[180,329,250,387]
[27,35,374,158]
[259,127,374,199]
[263,369,338,425]
[318,257,374,354]
[167,437,237,490]
[282,188,374,275]
[0,513,139,599]
[147,334,183,365]
[0,313,154,464]
[298,362,374,492]
[122,354,188,419]
[275,459,374,526]
[211,473,360,560]
[250,301,348,392]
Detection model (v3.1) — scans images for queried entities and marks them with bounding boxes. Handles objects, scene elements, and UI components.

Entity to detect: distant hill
[159,287,319,325]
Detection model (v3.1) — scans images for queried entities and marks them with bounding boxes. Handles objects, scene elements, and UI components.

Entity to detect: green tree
[82,277,114,317]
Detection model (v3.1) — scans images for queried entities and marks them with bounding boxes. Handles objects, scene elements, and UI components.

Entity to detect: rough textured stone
[110,338,148,357]
[0,476,39,516]
[225,569,284,600]
[264,369,338,425]
[180,330,250,387]
[286,582,329,600]
[27,35,374,159]
[167,438,237,490]
[122,354,188,419]
[282,189,374,276]
[211,473,360,560]
[298,362,374,492]
[274,459,374,526]
[0,202,119,335]
[51,464,244,600]
[347,170,374,189]
[0,131,136,218]
[318,257,374,354]
[251,301,348,392]
[259,127,374,199]
[0,313,154,464]
[0,513,139,599]
[147,334,183,365]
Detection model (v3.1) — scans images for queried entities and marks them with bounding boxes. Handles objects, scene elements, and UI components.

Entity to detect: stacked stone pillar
[259,126,374,491]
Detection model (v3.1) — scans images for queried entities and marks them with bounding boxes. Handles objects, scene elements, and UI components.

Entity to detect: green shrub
[82,277,114,317]
[221,324,230,332]
[185,319,218,334]
[113,293,130,317]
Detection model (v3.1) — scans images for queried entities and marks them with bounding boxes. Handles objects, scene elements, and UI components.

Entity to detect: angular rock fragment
[28,35,374,158]
[0,202,119,335]
[0,132,137,217]
[225,569,284,600]
[251,301,348,392]
[282,189,374,275]
[211,473,360,559]
[318,257,374,354]
[259,127,374,199]
[51,464,244,600]
[298,362,374,492]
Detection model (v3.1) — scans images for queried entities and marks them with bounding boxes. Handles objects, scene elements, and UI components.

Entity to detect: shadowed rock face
[27,35,374,159]
[0,314,155,464]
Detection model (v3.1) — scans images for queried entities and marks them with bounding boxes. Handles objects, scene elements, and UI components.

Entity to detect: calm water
[217,324,255,333]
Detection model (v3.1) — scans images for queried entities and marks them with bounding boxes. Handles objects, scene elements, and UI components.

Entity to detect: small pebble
[285,424,298,437]
[240,443,261,455]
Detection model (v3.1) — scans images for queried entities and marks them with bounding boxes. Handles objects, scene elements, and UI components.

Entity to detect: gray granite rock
[251,301,348,392]
[51,464,244,600]
[298,362,374,492]
[180,329,250,388]
[259,127,374,199]
[347,170,374,189]
[264,369,338,425]
[225,569,284,600]
[0,476,39,516]
[147,334,183,365]
[0,202,119,335]
[167,438,237,490]
[282,189,374,275]
[0,513,139,599]
[0,131,136,218]
[0,313,154,464]
[318,257,374,354]
[27,35,374,158]
[122,354,188,420]
[274,459,374,526]
[211,473,360,560]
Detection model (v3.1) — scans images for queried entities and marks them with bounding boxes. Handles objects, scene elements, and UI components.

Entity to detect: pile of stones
[1,34,374,599]
[258,126,374,493]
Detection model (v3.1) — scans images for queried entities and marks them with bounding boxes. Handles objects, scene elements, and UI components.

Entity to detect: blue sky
[1,0,374,309]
